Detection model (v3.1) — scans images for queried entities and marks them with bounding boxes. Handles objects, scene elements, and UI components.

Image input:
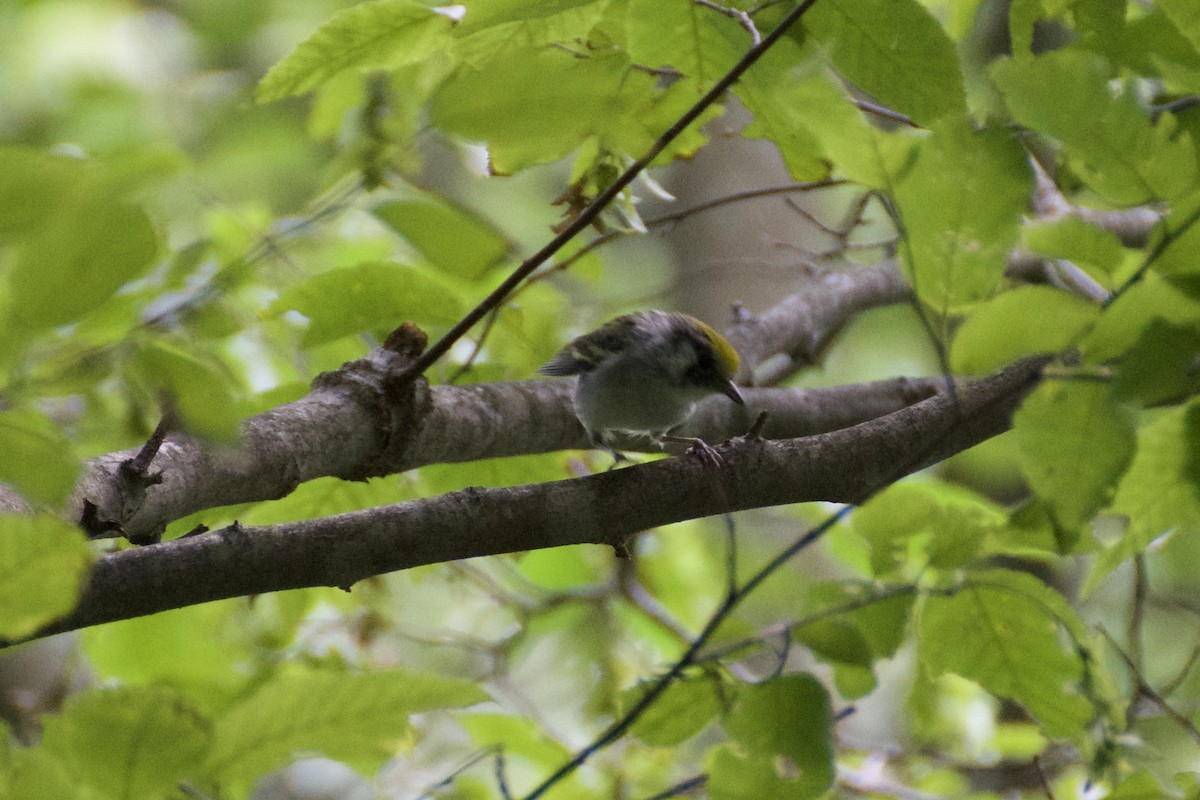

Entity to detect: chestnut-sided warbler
[540,310,745,462]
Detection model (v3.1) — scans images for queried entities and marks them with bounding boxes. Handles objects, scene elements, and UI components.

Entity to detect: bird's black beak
[720,378,745,406]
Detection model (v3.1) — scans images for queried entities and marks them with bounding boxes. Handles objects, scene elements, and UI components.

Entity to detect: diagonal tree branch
[17,356,1047,645]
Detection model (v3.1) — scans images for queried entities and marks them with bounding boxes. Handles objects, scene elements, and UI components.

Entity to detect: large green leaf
[993,48,1197,203]
[0,410,81,507]
[854,481,1006,577]
[1159,0,1200,56]
[8,197,158,331]
[772,63,917,188]
[432,47,639,174]
[803,0,966,126]
[722,674,834,799]
[1020,216,1126,278]
[735,38,832,182]
[626,674,723,746]
[895,120,1030,314]
[39,686,212,800]
[1109,400,1200,546]
[0,147,87,237]
[373,197,509,280]
[920,570,1093,737]
[625,0,743,92]
[0,513,94,640]
[1015,380,1136,532]
[268,260,463,347]
[951,285,1100,375]
[1082,274,1200,363]
[204,668,486,783]
[256,0,454,102]
[451,0,611,65]
[129,337,245,441]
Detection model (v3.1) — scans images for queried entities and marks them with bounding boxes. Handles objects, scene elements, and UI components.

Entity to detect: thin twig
[1099,625,1200,746]
[1034,755,1057,800]
[852,98,918,128]
[1103,204,1200,308]
[1128,554,1147,674]
[694,0,762,45]
[639,773,708,800]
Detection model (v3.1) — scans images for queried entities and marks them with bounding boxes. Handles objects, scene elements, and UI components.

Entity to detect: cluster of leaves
[2,0,1200,798]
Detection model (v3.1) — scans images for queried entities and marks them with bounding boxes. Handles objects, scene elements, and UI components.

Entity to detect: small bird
[539,310,745,464]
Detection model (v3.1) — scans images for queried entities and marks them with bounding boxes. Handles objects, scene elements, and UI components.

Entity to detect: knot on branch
[313,322,433,480]
[82,418,171,543]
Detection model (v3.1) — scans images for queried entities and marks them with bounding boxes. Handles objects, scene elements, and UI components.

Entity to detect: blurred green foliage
[1,0,1200,798]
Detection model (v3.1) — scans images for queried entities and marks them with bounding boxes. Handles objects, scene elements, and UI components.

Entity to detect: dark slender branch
[639,774,708,800]
[1099,626,1200,746]
[1128,554,1147,674]
[1103,203,1200,308]
[400,0,823,381]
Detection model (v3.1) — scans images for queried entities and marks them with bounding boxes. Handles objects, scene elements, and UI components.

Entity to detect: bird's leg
[659,434,724,470]
[593,433,632,472]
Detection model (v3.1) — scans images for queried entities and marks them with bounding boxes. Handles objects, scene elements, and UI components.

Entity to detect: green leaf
[626,0,743,92]
[82,599,251,694]
[373,197,509,280]
[431,47,632,174]
[950,285,1100,374]
[256,0,454,102]
[920,570,1094,737]
[1118,9,1200,94]
[1159,0,1200,56]
[1113,320,1200,405]
[1015,380,1135,532]
[1021,216,1125,276]
[269,261,463,347]
[1008,0,1040,58]
[205,668,486,783]
[1109,400,1200,547]
[0,147,87,237]
[723,674,834,799]
[5,748,78,800]
[793,619,875,698]
[8,198,158,331]
[895,120,1031,313]
[802,0,967,126]
[627,674,723,746]
[1149,190,1200,277]
[130,337,245,441]
[459,713,572,767]
[775,64,918,188]
[854,481,1006,577]
[0,513,93,640]
[0,411,80,507]
[1107,771,1169,800]
[1083,275,1200,363]
[735,38,832,182]
[992,48,1197,203]
[707,745,808,800]
[452,0,610,66]
[39,686,212,800]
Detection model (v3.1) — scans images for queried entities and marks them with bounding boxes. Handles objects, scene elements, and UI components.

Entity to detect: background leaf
[0,513,94,640]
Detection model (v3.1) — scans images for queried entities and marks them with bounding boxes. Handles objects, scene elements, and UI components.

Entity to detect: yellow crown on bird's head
[687,316,740,377]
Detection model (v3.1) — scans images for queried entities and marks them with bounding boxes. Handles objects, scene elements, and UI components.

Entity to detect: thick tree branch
[18,357,1047,644]
[77,262,924,542]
